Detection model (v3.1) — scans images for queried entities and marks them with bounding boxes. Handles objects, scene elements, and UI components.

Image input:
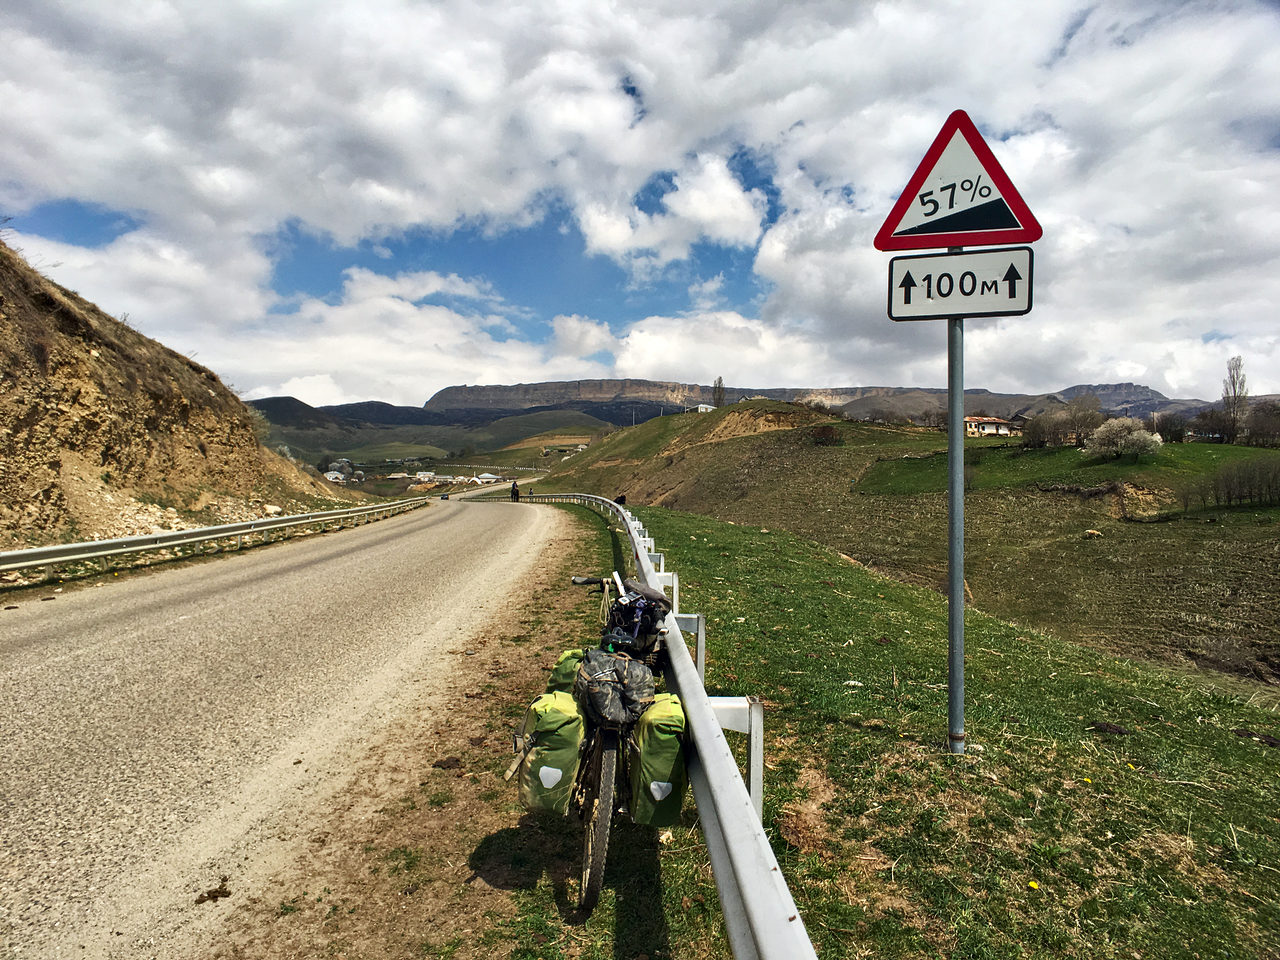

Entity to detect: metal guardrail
[526,493,817,960]
[0,497,433,575]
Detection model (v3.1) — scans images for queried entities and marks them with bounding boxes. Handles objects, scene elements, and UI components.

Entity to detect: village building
[964,416,1022,437]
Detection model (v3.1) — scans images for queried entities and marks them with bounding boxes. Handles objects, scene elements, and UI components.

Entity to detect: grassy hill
[538,401,1280,684]
[252,397,612,469]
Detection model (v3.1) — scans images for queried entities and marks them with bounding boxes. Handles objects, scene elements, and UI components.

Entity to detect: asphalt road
[0,499,559,958]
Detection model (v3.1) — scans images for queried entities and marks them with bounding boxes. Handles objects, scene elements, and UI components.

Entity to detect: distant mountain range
[250,378,1220,465]
[420,378,1215,422]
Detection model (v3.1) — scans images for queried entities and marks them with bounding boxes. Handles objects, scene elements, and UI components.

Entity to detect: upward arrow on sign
[874,110,1042,251]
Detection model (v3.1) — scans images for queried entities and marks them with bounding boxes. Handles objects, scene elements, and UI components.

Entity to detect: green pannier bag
[514,691,584,815]
[629,693,688,826]
[546,648,586,694]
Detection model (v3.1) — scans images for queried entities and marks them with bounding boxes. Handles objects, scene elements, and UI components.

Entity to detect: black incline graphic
[895,198,1021,236]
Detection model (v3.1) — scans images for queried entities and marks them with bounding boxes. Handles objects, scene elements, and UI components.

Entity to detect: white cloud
[225,268,619,405]
[552,314,619,358]
[8,228,273,358]
[663,154,766,247]
[260,374,350,408]
[2,0,1279,403]
[614,310,829,387]
[688,273,724,310]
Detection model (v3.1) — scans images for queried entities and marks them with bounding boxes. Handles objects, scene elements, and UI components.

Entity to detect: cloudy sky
[2,0,1277,407]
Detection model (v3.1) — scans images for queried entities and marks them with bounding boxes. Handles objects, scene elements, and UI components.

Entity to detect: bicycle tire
[579,729,617,914]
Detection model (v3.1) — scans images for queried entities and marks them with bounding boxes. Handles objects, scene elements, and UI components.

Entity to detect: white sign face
[887,247,1032,321]
[889,134,1016,236]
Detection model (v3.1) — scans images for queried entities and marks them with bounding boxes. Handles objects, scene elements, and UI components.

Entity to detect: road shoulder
[164,504,599,959]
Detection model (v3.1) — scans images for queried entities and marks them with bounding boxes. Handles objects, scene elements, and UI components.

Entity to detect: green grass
[340,440,452,461]
[633,507,1280,959]
[859,441,1280,496]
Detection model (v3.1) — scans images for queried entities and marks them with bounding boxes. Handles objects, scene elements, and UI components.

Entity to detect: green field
[541,404,1280,683]
[644,510,1280,959]
[262,409,613,470]
[858,440,1280,496]
[339,439,452,462]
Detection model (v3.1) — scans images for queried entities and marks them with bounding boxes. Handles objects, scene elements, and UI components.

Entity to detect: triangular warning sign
[874,110,1042,251]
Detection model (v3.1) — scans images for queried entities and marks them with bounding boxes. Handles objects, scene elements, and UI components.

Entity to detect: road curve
[0,500,562,958]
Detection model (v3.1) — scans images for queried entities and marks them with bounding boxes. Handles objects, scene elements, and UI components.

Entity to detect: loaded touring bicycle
[508,572,688,914]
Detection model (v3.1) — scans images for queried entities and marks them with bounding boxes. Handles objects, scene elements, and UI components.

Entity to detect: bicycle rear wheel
[579,729,617,914]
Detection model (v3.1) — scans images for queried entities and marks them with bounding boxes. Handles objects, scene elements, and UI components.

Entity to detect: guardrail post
[708,696,765,821]
[653,570,679,615]
[648,551,664,572]
[675,613,706,683]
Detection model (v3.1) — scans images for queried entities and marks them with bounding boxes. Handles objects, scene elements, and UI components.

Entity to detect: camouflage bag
[573,648,655,727]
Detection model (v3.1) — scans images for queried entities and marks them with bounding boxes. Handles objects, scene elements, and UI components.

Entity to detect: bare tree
[712,376,725,408]
[1222,355,1249,444]
[1022,412,1069,448]
[1246,399,1280,447]
[1192,407,1230,442]
[1145,412,1187,444]
[1064,393,1104,446]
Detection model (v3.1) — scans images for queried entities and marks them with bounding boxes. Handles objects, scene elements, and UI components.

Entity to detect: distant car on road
[440,493,450,500]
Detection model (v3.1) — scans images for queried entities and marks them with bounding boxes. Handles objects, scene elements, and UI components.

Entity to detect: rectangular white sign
[887,247,1033,321]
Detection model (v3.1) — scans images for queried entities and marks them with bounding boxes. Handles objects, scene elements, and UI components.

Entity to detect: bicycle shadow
[600,819,672,958]
[467,812,577,906]
[468,813,672,958]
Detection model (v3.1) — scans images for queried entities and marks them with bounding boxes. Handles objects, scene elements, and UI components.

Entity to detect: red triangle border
[874,110,1042,251]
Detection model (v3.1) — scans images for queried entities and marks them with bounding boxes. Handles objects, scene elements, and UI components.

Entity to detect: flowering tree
[1084,417,1163,460]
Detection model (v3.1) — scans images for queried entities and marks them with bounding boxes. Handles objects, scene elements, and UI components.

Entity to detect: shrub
[1084,417,1162,460]
[1021,412,1069,449]
[811,424,842,446]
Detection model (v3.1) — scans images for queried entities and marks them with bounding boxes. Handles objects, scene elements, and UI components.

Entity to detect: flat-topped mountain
[422,378,1213,422]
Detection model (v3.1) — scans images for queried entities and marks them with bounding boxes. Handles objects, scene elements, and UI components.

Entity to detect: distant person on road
[511,481,520,502]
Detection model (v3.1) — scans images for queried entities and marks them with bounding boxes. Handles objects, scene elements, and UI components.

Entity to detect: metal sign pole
[946,307,966,755]
[875,110,1043,757]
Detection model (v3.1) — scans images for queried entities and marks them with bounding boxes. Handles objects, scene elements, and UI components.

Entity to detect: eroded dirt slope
[0,239,345,550]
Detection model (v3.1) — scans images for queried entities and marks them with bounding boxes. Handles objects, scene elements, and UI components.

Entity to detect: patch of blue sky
[683,240,765,310]
[619,74,647,125]
[1200,330,1231,343]
[632,170,677,216]
[16,198,140,247]
[267,211,632,335]
[726,146,783,226]
[266,199,767,341]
